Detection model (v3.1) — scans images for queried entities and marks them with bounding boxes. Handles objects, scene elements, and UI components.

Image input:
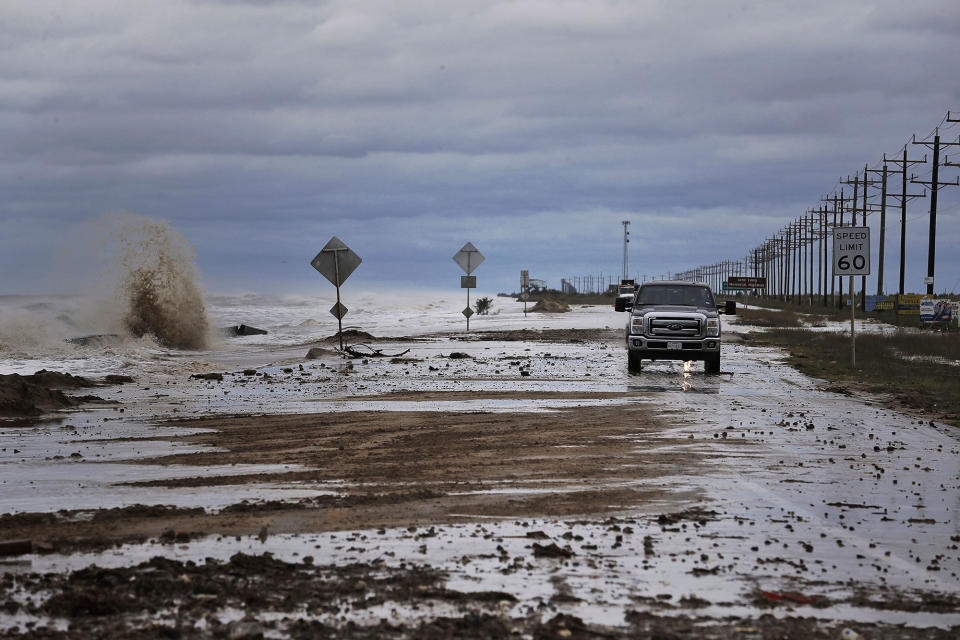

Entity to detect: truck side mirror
[725,300,737,315]
[615,297,632,312]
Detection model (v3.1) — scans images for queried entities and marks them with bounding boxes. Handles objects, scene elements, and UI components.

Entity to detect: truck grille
[647,341,703,350]
[648,316,701,337]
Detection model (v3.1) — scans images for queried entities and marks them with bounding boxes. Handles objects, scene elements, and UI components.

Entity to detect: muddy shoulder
[1,396,707,553]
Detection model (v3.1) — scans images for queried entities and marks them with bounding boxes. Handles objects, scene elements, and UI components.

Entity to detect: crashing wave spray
[114,213,210,350]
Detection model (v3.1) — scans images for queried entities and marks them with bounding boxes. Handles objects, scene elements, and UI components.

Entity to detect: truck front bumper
[626,335,720,361]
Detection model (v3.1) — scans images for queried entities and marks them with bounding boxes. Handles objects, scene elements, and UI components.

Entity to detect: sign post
[726,276,766,311]
[453,242,485,330]
[521,270,530,317]
[833,227,871,368]
[311,236,362,350]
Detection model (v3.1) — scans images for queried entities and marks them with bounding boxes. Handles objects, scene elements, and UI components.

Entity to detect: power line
[675,110,960,301]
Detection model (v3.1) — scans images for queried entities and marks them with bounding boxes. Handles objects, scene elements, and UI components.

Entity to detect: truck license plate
[667,341,682,350]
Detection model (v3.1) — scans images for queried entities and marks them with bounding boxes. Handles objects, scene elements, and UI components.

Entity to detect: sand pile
[530,298,571,313]
[0,370,96,417]
[321,329,376,344]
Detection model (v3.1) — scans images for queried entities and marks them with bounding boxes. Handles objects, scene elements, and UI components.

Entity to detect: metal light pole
[622,220,630,282]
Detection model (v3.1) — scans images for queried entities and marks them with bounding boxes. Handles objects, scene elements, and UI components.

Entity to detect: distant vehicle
[614,280,734,374]
[615,279,637,308]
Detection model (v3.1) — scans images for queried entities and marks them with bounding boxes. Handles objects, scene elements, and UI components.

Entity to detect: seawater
[0,291,613,377]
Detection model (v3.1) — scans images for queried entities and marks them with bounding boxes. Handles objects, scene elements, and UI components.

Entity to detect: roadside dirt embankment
[0,371,105,417]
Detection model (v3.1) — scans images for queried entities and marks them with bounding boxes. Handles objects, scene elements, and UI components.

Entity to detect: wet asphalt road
[2,316,959,632]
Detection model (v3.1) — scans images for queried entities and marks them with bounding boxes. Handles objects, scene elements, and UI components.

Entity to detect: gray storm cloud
[1,0,958,294]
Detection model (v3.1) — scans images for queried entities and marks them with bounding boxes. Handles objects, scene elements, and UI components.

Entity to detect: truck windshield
[636,285,714,307]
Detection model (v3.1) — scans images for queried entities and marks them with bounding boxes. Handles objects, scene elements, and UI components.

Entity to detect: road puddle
[2,309,958,635]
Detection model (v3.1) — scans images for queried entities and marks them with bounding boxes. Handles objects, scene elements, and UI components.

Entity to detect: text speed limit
[833,227,871,276]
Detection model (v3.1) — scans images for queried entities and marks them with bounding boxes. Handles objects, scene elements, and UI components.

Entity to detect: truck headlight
[630,316,645,335]
[706,318,720,337]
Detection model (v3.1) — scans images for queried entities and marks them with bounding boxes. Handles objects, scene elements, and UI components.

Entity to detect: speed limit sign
[833,227,871,276]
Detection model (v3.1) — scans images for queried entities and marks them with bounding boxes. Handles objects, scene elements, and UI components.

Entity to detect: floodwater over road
[1,296,958,636]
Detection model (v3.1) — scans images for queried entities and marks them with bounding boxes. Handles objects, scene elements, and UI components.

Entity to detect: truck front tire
[628,351,642,372]
[705,353,721,374]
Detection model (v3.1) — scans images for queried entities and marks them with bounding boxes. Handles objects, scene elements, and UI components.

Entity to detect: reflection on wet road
[616,340,960,612]
[2,315,958,632]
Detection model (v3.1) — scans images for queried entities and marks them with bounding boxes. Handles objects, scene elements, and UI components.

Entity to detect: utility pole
[860,165,877,309]
[769,240,775,300]
[793,220,800,303]
[802,214,809,305]
[819,204,827,306]
[803,216,810,304]
[768,241,774,300]
[787,222,794,303]
[789,221,797,303]
[815,205,824,305]
[850,174,860,310]
[811,212,817,305]
[807,212,815,305]
[912,128,960,295]
[866,163,889,295]
[837,188,845,308]
[795,219,802,303]
[621,220,630,282]
[781,234,787,302]
[775,235,783,300]
[799,217,806,304]
[823,193,838,307]
[764,243,771,299]
[885,146,926,295]
[780,234,786,302]
[856,166,880,308]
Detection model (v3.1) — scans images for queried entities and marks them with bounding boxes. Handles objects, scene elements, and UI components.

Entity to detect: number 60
[838,255,865,270]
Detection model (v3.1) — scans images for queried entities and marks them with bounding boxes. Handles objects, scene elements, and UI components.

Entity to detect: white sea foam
[0,290,619,376]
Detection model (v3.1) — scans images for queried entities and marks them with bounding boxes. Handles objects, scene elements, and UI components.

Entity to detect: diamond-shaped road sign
[330,302,348,320]
[311,236,362,286]
[453,242,484,275]
[462,306,474,318]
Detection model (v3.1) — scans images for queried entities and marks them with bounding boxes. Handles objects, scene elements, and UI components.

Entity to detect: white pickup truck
[614,280,734,374]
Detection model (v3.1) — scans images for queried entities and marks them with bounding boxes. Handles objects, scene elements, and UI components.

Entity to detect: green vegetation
[739,295,958,330]
[474,296,493,315]
[733,296,871,321]
[735,307,803,328]
[750,328,960,424]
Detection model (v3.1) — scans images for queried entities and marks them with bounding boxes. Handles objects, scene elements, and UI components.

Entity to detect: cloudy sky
[2,0,959,296]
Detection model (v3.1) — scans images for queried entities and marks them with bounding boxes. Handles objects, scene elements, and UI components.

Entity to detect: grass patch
[525,292,615,306]
[741,297,871,321]
[884,330,960,360]
[736,307,803,328]
[745,296,959,330]
[750,328,960,424]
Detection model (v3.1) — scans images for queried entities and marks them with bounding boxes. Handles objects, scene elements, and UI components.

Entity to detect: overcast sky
[2,0,959,296]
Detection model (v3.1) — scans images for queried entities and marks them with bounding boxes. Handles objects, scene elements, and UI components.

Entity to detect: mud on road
[4,552,957,639]
[2,324,959,637]
[4,398,696,549]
